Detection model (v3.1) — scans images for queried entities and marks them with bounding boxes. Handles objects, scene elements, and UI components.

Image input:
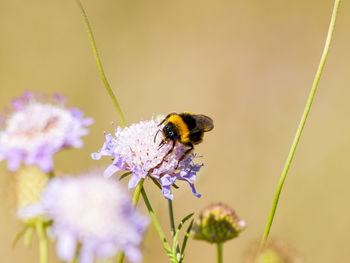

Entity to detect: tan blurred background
[0,0,350,262]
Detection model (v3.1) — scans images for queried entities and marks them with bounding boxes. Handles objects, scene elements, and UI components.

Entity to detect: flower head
[38,172,148,263]
[92,118,203,200]
[244,239,304,263]
[192,203,246,244]
[0,91,93,172]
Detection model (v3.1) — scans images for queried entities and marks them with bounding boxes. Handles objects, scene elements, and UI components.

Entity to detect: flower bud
[192,203,246,243]
[244,239,304,263]
[16,166,49,221]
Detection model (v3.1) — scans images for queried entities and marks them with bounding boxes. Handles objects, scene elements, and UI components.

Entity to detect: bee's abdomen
[189,131,203,144]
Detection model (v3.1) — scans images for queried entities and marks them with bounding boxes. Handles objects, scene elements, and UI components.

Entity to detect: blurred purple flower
[0,91,93,172]
[39,172,148,263]
[92,119,203,200]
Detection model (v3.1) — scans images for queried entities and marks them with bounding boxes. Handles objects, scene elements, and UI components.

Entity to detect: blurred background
[0,0,349,262]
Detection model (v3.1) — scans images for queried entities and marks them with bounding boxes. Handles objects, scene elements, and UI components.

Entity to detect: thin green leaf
[180,219,194,262]
[177,213,194,231]
[173,213,194,254]
[24,225,34,246]
[168,253,178,263]
[12,225,28,248]
[164,247,173,254]
[150,176,162,190]
[119,171,132,181]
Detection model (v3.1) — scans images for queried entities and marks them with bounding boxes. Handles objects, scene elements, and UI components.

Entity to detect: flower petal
[56,231,77,262]
[103,164,121,178]
[124,245,142,263]
[128,174,141,189]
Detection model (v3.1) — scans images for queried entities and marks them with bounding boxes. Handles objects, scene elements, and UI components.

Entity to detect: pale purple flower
[0,91,93,172]
[92,118,203,200]
[39,172,148,263]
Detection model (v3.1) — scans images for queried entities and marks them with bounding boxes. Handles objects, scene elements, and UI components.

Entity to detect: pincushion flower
[0,91,93,173]
[38,172,148,263]
[92,118,204,200]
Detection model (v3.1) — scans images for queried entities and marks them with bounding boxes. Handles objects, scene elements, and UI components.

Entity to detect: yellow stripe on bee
[168,114,190,143]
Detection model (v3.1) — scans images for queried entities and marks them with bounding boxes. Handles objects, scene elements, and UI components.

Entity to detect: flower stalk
[132,178,145,208]
[35,219,48,263]
[168,199,176,236]
[260,0,341,249]
[217,243,223,263]
[74,0,125,128]
[168,199,181,259]
[141,187,172,252]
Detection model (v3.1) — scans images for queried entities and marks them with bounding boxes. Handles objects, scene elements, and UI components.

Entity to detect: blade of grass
[260,0,341,248]
[74,0,125,128]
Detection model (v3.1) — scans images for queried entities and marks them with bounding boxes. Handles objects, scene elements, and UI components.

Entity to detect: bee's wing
[197,115,214,132]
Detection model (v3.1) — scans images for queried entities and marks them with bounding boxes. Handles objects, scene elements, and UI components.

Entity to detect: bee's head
[163,122,178,141]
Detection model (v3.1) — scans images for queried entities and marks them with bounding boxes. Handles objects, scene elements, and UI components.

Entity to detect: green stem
[74,0,125,128]
[260,0,341,249]
[168,199,176,236]
[168,199,181,260]
[35,219,48,263]
[116,178,145,263]
[116,252,125,263]
[141,187,172,252]
[132,178,145,208]
[217,243,223,263]
[24,225,34,246]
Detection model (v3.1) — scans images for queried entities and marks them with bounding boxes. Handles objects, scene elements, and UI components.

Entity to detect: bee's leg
[175,143,194,169]
[158,112,177,126]
[161,140,176,163]
[158,139,166,149]
[153,140,176,170]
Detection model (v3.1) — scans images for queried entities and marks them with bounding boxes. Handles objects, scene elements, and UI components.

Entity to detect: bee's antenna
[154,129,161,143]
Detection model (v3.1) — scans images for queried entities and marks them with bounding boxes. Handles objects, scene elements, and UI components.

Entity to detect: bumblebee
[155,112,214,167]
